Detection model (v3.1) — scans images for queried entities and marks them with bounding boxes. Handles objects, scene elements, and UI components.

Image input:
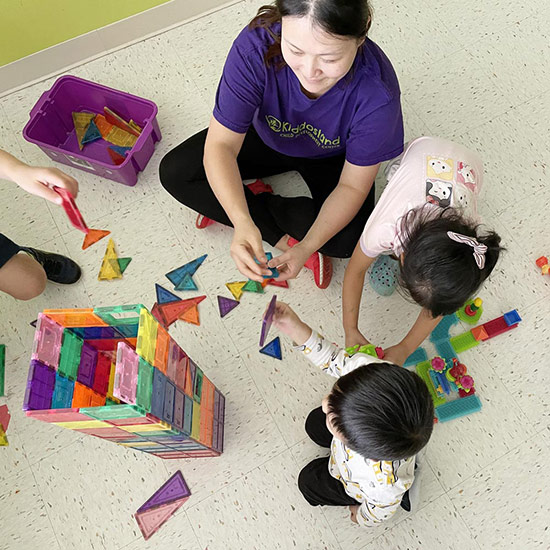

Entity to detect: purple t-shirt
[213,23,404,166]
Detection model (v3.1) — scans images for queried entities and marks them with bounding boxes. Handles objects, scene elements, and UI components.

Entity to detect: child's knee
[0,254,47,300]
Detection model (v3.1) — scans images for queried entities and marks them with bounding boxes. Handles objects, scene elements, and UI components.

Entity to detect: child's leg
[0,234,46,300]
[298,457,358,506]
[304,406,333,448]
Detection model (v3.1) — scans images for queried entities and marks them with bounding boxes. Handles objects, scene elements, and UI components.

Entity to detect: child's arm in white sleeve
[296,330,372,379]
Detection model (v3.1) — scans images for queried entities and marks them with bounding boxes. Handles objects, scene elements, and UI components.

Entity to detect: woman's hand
[12,163,79,205]
[344,327,370,349]
[272,301,312,344]
[230,221,271,281]
[269,242,312,281]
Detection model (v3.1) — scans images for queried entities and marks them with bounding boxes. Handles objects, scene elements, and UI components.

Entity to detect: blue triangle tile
[166,255,207,286]
[155,283,180,304]
[259,337,282,360]
[174,273,198,291]
[81,120,101,144]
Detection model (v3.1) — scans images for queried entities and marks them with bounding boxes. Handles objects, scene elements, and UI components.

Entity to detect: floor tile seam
[475,345,546,431]
[182,443,293,515]
[27,461,66,550]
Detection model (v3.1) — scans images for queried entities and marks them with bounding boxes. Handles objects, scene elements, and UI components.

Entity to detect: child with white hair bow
[342,136,503,366]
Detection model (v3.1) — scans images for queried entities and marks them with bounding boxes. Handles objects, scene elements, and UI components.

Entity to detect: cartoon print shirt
[296,331,416,527]
[213,23,404,166]
[359,136,483,258]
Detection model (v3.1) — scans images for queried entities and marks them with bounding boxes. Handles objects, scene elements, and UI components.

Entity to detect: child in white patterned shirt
[272,301,434,527]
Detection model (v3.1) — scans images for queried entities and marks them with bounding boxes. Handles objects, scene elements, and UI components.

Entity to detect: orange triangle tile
[179,304,200,326]
[82,228,111,250]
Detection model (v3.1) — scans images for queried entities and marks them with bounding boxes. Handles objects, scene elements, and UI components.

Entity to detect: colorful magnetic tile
[193,367,203,403]
[154,325,170,374]
[54,419,111,430]
[136,358,154,413]
[25,408,91,422]
[0,404,11,433]
[81,119,101,144]
[71,382,94,408]
[43,308,108,328]
[0,425,8,446]
[57,330,83,380]
[217,296,239,318]
[114,342,140,404]
[93,304,145,326]
[23,359,55,410]
[434,339,458,363]
[118,257,132,274]
[136,307,158,365]
[163,380,176,424]
[136,470,191,514]
[259,337,282,360]
[191,401,201,440]
[135,499,186,540]
[76,342,98,387]
[174,273,198,291]
[173,389,185,431]
[80,403,142,420]
[183,395,193,435]
[89,391,106,407]
[225,281,246,301]
[82,228,110,250]
[151,368,167,420]
[51,373,75,409]
[32,314,65,369]
[155,283,180,305]
[179,304,200,326]
[260,294,277,346]
[242,280,264,293]
[53,186,89,234]
[255,251,279,279]
[165,254,207,286]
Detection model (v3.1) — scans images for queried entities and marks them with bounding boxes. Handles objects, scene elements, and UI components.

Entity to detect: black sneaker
[22,247,81,284]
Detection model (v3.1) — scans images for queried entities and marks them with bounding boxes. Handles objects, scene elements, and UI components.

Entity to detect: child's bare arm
[384,308,442,366]
[271,302,312,345]
[342,242,376,347]
[0,148,78,204]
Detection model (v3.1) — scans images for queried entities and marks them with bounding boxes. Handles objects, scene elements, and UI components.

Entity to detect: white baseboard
[0,0,241,98]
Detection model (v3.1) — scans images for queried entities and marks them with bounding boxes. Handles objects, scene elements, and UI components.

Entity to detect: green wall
[0,0,171,66]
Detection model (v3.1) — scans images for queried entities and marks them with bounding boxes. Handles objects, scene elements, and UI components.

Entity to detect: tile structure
[22,305,224,459]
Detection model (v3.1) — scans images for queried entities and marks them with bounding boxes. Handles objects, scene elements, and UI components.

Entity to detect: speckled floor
[1,1,550,549]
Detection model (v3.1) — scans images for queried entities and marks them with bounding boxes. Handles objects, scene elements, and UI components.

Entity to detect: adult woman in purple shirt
[160,0,403,289]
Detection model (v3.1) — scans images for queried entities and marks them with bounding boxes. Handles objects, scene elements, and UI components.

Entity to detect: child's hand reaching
[271,301,312,345]
[12,164,79,205]
[344,327,370,348]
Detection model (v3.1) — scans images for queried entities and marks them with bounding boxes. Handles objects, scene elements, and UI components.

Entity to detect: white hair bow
[447,231,487,269]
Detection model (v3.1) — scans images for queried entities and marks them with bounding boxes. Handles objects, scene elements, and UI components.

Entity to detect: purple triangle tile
[259,295,277,346]
[217,295,239,318]
[137,471,191,513]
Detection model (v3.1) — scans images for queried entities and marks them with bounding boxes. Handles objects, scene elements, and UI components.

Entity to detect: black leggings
[298,407,358,507]
[159,127,375,258]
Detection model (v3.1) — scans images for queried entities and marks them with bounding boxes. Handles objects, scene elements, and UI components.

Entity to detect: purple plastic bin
[23,75,161,186]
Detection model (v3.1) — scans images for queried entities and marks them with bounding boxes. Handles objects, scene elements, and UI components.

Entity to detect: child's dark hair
[249,0,373,67]
[398,206,504,318]
[326,363,434,461]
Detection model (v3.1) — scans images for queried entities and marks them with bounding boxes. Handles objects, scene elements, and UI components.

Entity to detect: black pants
[298,407,358,507]
[0,233,21,269]
[159,127,375,258]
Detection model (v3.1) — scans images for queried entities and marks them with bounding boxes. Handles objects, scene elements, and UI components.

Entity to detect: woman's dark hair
[398,206,504,318]
[249,0,373,67]
[326,363,434,461]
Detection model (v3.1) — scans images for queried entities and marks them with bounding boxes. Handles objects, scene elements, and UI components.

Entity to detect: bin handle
[28,91,50,119]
